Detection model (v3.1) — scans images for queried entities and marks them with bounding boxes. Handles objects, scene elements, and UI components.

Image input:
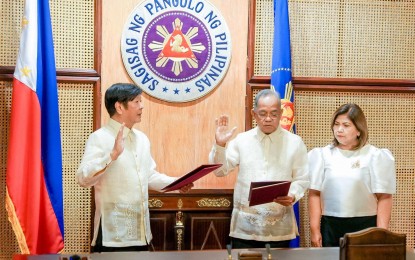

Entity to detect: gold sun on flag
[22,17,29,28]
[20,66,31,77]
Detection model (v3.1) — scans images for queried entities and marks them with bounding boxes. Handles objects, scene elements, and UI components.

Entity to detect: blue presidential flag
[270,0,299,247]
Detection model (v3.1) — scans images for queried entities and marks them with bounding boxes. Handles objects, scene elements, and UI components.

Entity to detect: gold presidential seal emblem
[121,0,232,103]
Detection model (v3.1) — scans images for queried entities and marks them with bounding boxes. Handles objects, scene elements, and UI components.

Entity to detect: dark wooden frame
[0,0,102,253]
[0,0,102,130]
[246,0,415,131]
[149,189,233,251]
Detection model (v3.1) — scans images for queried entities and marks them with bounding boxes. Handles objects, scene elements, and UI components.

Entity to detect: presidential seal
[121,0,232,103]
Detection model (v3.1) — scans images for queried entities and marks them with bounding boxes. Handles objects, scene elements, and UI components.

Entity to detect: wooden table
[13,247,415,260]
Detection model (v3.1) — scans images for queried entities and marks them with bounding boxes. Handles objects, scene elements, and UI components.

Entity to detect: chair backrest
[339,227,406,260]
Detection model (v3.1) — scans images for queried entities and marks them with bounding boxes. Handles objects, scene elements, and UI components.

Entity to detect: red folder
[162,164,223,192]
[248,181,291,206]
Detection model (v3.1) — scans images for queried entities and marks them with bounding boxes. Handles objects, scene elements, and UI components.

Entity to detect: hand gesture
[215,115,236,147]
[110,123,125,161]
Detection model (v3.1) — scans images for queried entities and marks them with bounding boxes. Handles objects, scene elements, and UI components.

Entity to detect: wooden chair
[340,227,406,260]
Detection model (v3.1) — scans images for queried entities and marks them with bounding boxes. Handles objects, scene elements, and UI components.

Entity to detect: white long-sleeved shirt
[77,119,176,247]
[209,126,309,241]
[308,144,396,217]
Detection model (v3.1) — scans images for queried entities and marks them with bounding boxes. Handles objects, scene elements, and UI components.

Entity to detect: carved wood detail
[149,189,233,251]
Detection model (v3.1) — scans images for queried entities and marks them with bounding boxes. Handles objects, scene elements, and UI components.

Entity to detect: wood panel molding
[293,77,415,93]
[245,77,415,130]
[149,189,233,211]
[149,189,233,251]
[246,0,415,113]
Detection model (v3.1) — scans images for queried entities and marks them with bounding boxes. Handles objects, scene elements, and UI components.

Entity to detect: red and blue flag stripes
[6,0,64,254]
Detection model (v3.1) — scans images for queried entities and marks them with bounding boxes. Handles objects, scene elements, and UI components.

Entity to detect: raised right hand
[215,115,236,147]
[110,123,125,161]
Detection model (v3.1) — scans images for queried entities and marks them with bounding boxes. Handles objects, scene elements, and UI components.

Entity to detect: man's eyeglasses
[255,110,280,120]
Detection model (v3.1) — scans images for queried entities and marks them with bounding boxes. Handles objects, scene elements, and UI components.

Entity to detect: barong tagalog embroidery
[351,160,360,169]
[240,204,288,227]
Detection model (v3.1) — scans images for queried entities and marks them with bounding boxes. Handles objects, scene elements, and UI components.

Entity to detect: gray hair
[253,89,281,110]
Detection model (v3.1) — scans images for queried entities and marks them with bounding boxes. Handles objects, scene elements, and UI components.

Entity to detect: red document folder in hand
[248,181,291,206]
[162,164,222,192]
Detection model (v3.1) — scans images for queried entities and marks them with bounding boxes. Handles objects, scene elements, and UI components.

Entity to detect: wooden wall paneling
[246,0,256,83]
[246,0,272,84]
[294,87,415,248]
[94,0,102,80]
[0,0,102,256]
[149,213,173,251]
[101,0,249,189]
[294,78,415,93]
[247,80,415,248]
[149,190,233,251]
[0,79,99,257]
[247,0,415,247]
[0,80,20,258]
[188,213,231,250]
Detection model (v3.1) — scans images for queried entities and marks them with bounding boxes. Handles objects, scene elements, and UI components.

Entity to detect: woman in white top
[308,103,396,247]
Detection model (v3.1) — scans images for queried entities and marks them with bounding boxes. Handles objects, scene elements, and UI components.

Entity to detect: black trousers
[231,237,291,249]
[92,222,149,252]
[321,215,377,247]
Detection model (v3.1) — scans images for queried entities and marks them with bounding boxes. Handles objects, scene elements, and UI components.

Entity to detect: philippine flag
[5,0,64,254]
